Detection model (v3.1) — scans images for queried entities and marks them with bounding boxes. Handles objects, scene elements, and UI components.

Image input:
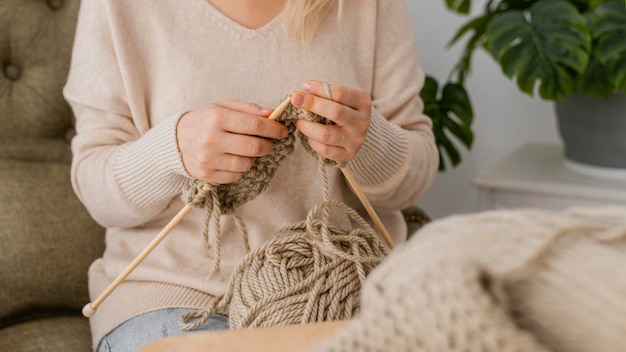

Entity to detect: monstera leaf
[446,0,472,14]
[420,76,474,171]
[590,0,626,95]
[448,12,497,85]
[486,0,592,100]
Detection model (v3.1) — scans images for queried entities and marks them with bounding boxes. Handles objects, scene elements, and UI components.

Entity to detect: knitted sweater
[63,0,438,348]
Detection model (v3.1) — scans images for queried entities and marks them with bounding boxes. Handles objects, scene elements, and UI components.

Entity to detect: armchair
[0,1,105,351]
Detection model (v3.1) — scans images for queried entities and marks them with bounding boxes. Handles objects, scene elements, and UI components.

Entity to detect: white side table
[473,144,626,211]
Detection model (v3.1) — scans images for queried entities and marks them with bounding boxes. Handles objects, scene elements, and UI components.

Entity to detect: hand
[290,81,372,162]
[176,101,289,184]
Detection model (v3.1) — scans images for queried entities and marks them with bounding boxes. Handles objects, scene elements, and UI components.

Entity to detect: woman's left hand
[290,80,372,163]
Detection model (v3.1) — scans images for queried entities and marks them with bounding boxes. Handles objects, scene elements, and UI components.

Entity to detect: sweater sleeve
[345,0,439,210]
[63,0,189,228]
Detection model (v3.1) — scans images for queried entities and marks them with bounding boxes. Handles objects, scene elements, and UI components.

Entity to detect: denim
[96,308,229,352]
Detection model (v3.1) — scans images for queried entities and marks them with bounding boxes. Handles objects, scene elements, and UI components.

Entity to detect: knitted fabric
[180,97,388,330]
[305,207,626,352]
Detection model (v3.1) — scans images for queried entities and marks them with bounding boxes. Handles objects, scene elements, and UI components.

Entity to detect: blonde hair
[283,0,343,48]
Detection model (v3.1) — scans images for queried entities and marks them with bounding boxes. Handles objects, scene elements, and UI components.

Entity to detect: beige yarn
[306,207,626,352]
[179,97,388,330]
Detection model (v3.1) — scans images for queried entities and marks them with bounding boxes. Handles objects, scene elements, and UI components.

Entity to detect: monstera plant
[423,0,626,171]
[420,76,474,171]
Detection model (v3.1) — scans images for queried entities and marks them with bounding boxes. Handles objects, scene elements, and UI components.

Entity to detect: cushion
[0,0,80,159]
[0,159,104,324]
[0,315,92,352]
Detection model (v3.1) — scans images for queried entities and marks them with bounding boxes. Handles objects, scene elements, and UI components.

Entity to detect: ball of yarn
[180,200,388,331]
[227,201,388,329]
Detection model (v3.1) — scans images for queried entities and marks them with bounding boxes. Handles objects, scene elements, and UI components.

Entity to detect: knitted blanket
[306,207,626,352]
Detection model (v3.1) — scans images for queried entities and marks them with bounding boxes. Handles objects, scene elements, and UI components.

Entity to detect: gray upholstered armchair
[0,1,104,351]
[0,1,430,351]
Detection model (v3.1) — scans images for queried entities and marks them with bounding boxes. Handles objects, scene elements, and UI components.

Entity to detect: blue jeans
[96,308,229,352]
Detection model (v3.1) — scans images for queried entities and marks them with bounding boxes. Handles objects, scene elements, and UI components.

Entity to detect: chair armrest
[402,204,431,237]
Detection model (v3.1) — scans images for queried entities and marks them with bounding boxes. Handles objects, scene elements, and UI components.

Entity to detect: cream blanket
[308,207,626,352]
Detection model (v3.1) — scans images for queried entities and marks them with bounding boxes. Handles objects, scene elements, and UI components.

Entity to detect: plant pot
[555,92,626,180]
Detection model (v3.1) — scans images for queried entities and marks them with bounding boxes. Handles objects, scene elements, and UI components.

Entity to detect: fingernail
[302,82,312,91]
[293,94,304,106]
[259,107,271,114]
[281,128,289,138]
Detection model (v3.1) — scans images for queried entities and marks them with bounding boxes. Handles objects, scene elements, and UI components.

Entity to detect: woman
[64,0,438,350]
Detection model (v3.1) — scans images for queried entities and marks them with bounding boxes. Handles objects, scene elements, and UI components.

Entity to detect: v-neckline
[195,0,284,37]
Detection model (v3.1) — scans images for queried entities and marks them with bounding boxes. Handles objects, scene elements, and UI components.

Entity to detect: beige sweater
[63,0,438,348]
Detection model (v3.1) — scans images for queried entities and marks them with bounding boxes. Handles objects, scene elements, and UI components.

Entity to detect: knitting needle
[270,95,395,249]
[268,96,293,120]
[82,98,296,318]
[339,168,395,249]
[82,192,205,317]
[320,82,395,249]
[83,98,297,318]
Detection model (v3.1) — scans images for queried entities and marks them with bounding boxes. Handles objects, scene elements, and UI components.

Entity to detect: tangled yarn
[179,94,388,330]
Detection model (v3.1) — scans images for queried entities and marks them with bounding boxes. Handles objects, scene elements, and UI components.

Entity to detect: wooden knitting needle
[83,98,297,318]
[339,168,395,249]
[82,192,206,317]
[270,96,395,249]
[82,99,295,318]
[268,96,293,120]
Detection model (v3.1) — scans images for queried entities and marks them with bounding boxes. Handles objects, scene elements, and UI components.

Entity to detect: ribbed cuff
[346,108,409,187]
[113,113,190,211]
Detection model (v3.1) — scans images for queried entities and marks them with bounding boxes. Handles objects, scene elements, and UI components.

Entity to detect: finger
[183,151,249,184]
[302,81,371,111]
[191,152,258,184]
[291,90,355,126]
[220,110,288,140]
[217,100,273,117]
[220,133,276,158]
[306,138,351,163]
[192,153,254,175]
[295,119,345,148]
[213,154,255,174]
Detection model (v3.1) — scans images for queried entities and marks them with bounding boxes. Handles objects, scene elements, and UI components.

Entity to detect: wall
[406,0,562,219]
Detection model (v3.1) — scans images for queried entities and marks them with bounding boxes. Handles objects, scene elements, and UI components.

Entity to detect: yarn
[179,95,388,330]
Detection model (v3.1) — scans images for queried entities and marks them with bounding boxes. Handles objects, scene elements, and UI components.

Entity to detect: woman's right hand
[176,101,289,184]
